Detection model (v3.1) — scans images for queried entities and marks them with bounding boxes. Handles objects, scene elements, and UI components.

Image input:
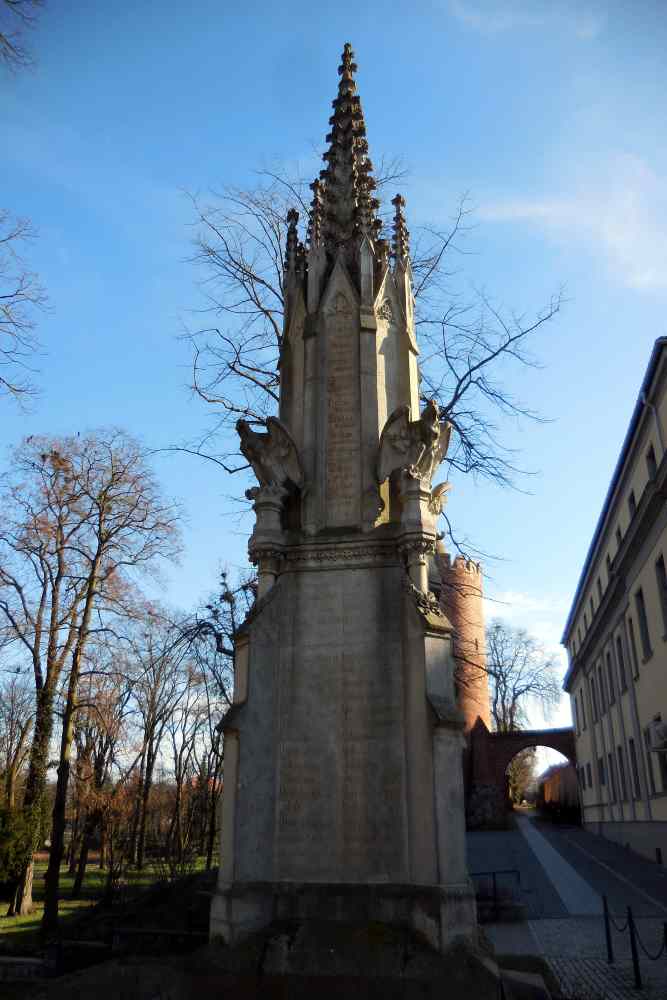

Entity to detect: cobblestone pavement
[546,956,663,1000]
[531,914,667,997]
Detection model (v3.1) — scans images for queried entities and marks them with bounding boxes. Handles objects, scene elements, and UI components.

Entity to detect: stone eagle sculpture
[377,400,452,487]
[236,417,303,494]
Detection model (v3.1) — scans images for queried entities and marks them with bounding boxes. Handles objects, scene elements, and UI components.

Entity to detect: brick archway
[467,720,576,820]
[486,727,576,790]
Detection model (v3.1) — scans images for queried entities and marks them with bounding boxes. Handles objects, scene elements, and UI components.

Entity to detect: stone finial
[285,208,299,271]
[392,193,410,263]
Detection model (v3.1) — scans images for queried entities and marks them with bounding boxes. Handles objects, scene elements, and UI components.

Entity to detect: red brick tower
[436,548,491,734]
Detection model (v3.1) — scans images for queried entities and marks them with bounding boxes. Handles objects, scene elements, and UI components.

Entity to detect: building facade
[562,337,667,862]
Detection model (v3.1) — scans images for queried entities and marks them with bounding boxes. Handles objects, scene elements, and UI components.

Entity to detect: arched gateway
[466,719,576,826]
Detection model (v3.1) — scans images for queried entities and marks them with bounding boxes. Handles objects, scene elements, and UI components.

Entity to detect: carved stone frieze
[285,541,398,565]
[397,537,436,559]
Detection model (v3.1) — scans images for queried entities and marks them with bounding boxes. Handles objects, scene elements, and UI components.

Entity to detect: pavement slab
[516,816,602,916]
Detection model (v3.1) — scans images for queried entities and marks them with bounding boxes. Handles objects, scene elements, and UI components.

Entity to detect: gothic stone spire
[316,43,380,259]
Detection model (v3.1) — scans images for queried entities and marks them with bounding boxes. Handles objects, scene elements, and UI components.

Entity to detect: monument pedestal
[212,880,476,954]
[210,536,476,954]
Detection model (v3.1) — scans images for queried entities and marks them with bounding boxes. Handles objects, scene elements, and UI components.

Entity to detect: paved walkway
[470,813,667,999]
[515,815,602,916]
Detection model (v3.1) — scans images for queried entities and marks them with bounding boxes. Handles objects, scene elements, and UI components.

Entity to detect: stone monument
[211,42,477,955]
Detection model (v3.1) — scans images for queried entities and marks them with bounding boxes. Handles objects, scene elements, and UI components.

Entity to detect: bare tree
[181,164,561,509]
[174,569,255,867]
[0,431,181,921]
[164,664,205,868]
[0,674,32,809]
[126,616,186,872]
[0,211,47,403]
[69,663,134,898]
[0,0,43,72]
[507,747,536,805]
[485,620,561,734]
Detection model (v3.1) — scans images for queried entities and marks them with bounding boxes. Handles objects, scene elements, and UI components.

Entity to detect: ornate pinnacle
[285,208,300,271]
[307,179,324,247]
[392,193,410,262]
[315,43,380,255]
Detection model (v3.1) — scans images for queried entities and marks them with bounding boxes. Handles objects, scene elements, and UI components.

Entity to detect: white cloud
[448,0,605,39]
[480,154,667,291]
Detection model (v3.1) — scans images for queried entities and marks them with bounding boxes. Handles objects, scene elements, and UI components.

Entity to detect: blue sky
[3,1,667,740]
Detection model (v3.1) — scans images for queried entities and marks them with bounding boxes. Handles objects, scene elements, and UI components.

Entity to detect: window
[616,637,627,692]
[586,761,593,789]
[655,555,667,634]
[617,746,628,800]
[606,651,615,703]
[606,553,612,578]
[627,618,640,677]
[597,577,603,601]
[628,490,637,518]
[590,597,595,620]
[590,676,599,720]
[616,526,623,549]
[572,697,579,733]
[584,612,589,631]
[598,756,606,786]
[597,665,606,713]
[608,752,617,801]
[644,728,657,795]
[628,738,641,799]
[647,443,658,479]
[635,588,652,659]
[578,626,582,647]
[654,716,667,792]
[580,691,586,729]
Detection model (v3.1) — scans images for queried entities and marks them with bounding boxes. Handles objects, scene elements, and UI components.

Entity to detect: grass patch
[0,856,213,955]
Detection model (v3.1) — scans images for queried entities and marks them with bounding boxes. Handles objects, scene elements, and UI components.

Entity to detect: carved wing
[435,420,452,468]
[377,405,412,483]
[236,419,267,486]
[265,417,303,489]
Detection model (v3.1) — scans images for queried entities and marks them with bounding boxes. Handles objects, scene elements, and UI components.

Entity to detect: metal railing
[602,894,667,990]
[470,869,522,921]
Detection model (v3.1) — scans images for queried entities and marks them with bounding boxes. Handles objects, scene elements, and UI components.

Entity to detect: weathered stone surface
[216,42,478,958]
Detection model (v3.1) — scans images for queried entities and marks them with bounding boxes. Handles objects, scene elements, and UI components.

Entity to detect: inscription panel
[325,305,360,527]
[275,568,407,882]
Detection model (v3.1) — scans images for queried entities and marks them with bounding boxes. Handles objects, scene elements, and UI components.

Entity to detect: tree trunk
[5,764,18,811]
[71,813,96,898]
[7,684,55,917]
[67,802,82,874]
[136,746,156,871]
[127,750,146,866]
[99,823,106,869]
[42,681,77,933]
[43,559,100,935]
